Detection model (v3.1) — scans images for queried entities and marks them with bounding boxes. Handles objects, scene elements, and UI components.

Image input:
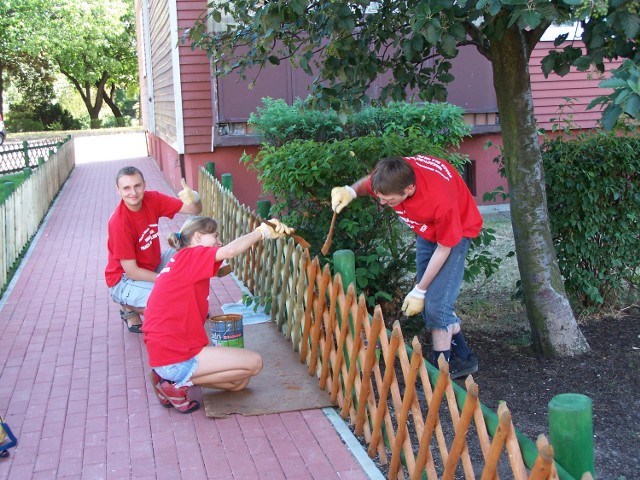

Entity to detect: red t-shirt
[367,155,483,247]
[143,246,223,367]
[104,191,183,287]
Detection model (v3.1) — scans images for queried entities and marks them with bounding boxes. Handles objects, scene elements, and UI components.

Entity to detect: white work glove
[256,218,292,239]
[401,286,427,316]
[178,178,200,205]
[331,186,357,213]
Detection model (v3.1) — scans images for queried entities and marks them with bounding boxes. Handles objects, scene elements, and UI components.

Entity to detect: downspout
[142,0,155,133]
[168,0,185,156]
[179,153,185,179]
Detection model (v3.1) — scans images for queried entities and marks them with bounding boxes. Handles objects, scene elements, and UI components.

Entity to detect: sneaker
[449,352,478,380]
[149,371,172,408]
[156,380,200,414]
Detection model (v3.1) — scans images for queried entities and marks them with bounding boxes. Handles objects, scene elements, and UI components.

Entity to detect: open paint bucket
[210,314,244,348]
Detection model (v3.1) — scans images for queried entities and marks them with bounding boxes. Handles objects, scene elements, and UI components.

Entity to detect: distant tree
[0,0,51,116]
[1,0,138,127]
[46,0,139,127]
[187,0,640,357]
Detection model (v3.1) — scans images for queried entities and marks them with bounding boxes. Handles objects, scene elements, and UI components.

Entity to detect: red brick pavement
[0,133,381,479]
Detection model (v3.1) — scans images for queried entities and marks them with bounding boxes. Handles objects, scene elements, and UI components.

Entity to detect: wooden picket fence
[198,168,591,480]
[0,137,74,291]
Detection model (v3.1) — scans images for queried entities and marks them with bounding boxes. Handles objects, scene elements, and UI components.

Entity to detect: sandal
[156,380,200,414]
[120,308,143,334]
[148,371,172,408]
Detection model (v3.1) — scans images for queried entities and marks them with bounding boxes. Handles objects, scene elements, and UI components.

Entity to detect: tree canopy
[0,0,138,126]
[188,0,638,124]
[0,0,52,116]
[186,0,639,357]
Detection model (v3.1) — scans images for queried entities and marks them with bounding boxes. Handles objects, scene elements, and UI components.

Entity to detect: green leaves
[543,131,640,311]
[244,99,477,317]
[618,9,640,38]
[0,0,137,122]
[519,10,544,29]
[587,60,640,129]
[186,0,639,132]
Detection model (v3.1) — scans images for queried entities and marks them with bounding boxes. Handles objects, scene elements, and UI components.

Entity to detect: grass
[4,125,144,143]
[0,171,29,203]
[457,212,529,336]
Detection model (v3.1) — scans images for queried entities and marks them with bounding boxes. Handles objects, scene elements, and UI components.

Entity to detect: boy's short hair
[370,157,416,195]
[116,166,144,185]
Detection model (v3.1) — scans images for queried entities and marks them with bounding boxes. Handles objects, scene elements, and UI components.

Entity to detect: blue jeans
[416,236,470,330]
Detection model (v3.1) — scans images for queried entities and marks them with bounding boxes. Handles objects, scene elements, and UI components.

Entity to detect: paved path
[0,132,381,479]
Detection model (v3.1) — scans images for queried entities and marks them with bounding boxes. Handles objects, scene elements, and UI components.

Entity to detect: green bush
[244,100,501,320]
[244,131,451,315]
[543,131,640,311]
[102,116,132,128]
[6,101,81,132]
[248,97,472,147]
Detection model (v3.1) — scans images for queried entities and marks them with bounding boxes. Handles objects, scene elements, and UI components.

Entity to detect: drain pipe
[178,153,186,181]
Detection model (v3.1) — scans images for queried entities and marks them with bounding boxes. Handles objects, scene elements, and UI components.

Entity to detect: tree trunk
[489,27,589,357]
[60,69,108,126]
[103,84,123,118]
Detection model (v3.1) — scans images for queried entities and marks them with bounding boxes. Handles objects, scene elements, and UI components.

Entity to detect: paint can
[210,314,244,348]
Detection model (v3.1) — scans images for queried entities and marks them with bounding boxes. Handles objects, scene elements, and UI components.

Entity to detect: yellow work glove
[331,185,357,213]
[401,286,427,316]
[256,218,292,239]
[178,178,200,205]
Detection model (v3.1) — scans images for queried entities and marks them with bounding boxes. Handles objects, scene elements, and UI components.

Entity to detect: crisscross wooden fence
[199,168,592,480]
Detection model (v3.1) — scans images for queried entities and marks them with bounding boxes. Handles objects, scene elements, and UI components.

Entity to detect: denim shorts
[109,249,175,308]
[154,356,199,388]
[416,236,471,330]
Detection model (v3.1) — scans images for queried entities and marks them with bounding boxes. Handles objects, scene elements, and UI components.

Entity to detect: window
[462,160,477,196]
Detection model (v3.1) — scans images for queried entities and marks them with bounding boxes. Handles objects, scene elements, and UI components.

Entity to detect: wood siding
[177,0,214,154]
[530,41,621,130]
[149,0,177,146]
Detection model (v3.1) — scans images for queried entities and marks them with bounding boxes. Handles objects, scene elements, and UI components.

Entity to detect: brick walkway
[0,133,381,480]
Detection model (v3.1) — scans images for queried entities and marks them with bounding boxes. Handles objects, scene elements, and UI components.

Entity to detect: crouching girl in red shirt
[142,215,290,413]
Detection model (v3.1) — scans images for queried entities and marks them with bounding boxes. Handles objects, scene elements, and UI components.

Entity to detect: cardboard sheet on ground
[202,322,333,418]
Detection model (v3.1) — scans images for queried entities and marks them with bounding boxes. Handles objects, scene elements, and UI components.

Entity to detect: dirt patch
[453,214,640,478]
[347,213,640,479]
[458,312,640,479]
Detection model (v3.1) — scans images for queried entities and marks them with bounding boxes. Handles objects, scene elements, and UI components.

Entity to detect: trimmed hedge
[543,131,640,310]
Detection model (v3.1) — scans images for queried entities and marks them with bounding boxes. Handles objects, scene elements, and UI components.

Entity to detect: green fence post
[23,141,29,167]
[205,162,215,176]
[23,167,32,178]
[37,157,45,166]
[221,173,232,191]
[333,249,356,294]
[548,393,595,479]
[256,200,271,219]
[49,149,55,158]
